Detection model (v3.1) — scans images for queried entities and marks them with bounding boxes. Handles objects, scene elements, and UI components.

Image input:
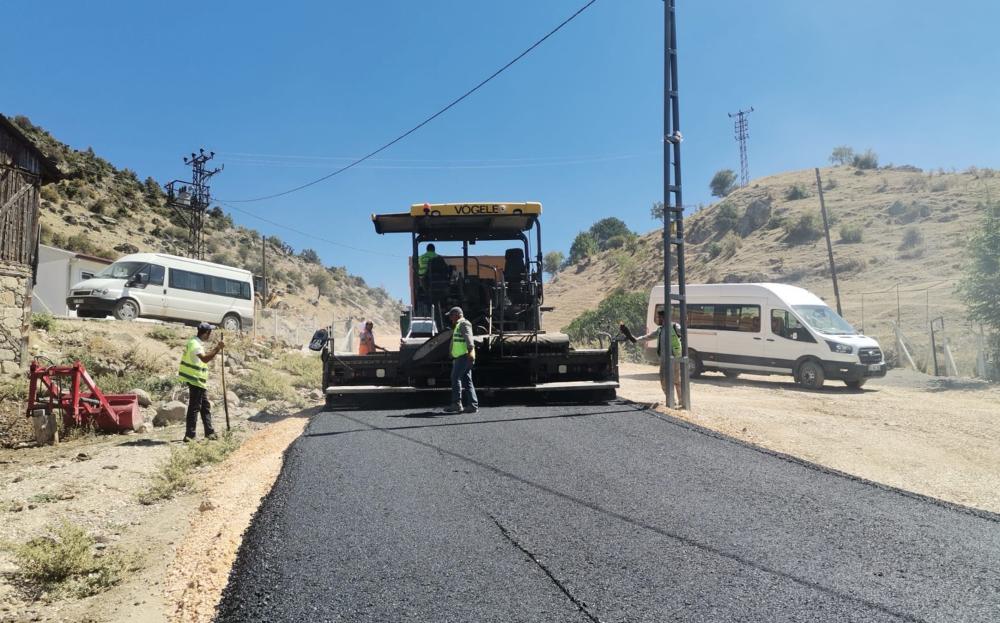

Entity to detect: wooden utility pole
[814,168,842,315]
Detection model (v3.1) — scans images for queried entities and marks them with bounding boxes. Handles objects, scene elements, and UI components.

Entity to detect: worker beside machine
[621,309,683,407]
[444,306,478,414]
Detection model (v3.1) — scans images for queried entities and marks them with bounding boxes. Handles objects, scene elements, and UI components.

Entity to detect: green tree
[829,146,855,166]
[300,248,321,264]
[309,270,334,296]
[650,201,664,220]
[852,149,879,170]
[959,201,1000,379]
[543,251,565,278]
[710,169,738,198]
[564,290,648,362]
[568,232,599,265]
[588,217,634,250]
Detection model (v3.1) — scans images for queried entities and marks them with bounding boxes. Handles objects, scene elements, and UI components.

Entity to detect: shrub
[568,231,599,264]
[784,214,822,244]
[148,325,184,347]
[930,178,951,192]
[839,224,863,243]
[719,232,741,258]
[714,202,739,233]
[852,149,879,170]
[231,367,295,402]
[900,226,924,250]
[824,177,839,190]
[589,217,634,250]
[276,352,322,389]
[543,251,564,277]
[300,248,321,264]
[710,169,738,198]
[785,184,810,200]
[9,522,133,598]
[139,433,241,504]
[31,313,55,331]
[564,290,648,362]
[604,234,629,249]
[829,146,855,166]
[707,242,722,259]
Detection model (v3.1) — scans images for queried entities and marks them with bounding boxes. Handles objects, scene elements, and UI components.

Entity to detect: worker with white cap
[178,322,224,441]
[444,306,478,413]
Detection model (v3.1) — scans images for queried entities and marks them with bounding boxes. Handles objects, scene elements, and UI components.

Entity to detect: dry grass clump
[138,432,241,504]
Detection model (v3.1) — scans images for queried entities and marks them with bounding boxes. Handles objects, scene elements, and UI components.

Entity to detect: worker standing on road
[417,243,438,278]
[445,306,478,414]
[358,320,387,355]
[178,322,224,442]
[623,309,683,407]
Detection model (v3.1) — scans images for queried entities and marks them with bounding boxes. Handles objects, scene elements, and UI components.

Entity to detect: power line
[218,201,404,259]
[220,0,600,203]
[222,151,654,171]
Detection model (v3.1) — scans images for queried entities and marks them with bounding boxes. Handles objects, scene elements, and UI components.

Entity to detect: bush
[568,231,599,265]
[710,169,738,198]
[713,202,739,234]
[9,522,133,598]
[707,242,722,259]
[852,149,879,170]
[604,234,630,249]
[900,226,924,250]
[719,232,741,258]
[564,290,648,362]
[232,367,295,402]
[839,224,863,243]
[589,218,634,250]
[300,248,321,264]
[276,352,322,389]
[785,184,810,200]
[784,214,822,244]
[829,146,855,166]
[31,313,55,331]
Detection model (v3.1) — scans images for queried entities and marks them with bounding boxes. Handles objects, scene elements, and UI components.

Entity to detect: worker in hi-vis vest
[444,306,478,414]
[417,243,438,277]
[178,322,224,441]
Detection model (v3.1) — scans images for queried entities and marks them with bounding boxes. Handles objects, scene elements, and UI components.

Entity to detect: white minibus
[645,283,886,389]
[66,253,254,331]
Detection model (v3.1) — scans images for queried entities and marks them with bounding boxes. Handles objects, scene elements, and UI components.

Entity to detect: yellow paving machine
[320,202,619,408]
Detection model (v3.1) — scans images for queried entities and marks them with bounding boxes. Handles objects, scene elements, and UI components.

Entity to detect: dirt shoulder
[619,363,1000,515]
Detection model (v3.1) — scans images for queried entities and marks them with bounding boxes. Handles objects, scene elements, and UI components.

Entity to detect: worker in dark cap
[444,306,478,413]
[178,322,224,441]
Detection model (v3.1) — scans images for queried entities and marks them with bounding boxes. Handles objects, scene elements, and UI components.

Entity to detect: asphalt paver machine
[321,202,619,408]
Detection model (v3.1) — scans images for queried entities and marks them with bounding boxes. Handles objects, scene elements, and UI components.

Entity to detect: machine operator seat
[503,248,528,306]
[427,255,452,308]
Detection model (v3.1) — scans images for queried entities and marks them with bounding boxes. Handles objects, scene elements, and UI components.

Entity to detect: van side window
[146,264,165,286]
[169,268,251,300]
[659,303,760,332]
[170,269,206,292]
[771,309,815,342]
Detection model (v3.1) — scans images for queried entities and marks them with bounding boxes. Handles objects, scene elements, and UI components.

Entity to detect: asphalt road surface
[216,402,1000,622]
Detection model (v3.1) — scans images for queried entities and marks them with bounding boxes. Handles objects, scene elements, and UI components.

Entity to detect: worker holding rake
[179,322,224,442]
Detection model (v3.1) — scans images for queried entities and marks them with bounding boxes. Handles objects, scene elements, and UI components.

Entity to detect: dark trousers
[185,384,215,438]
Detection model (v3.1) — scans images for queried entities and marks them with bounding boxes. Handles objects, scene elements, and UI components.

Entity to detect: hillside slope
[545,164,999,373]
[9,115,401,338]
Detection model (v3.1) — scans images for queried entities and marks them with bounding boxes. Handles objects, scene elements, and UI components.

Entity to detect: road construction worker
[624,309,683,407]
[417,243,438,278]
[178,322,223,441]
[358,320,387,355]
[445,306,478,414]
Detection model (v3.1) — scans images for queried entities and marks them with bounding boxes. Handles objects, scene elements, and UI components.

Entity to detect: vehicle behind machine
[645,283,886,389]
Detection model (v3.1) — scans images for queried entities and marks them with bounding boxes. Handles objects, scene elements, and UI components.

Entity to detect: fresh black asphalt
[216,402,1000,622]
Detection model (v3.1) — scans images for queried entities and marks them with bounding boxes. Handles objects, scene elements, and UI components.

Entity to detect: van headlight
[92,288,109,296]
[826,340,852,354]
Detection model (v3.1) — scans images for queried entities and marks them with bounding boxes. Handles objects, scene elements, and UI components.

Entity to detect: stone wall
[0,261,32,375]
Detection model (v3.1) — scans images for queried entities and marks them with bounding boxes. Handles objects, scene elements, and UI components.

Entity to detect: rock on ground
[130,388,152,407]
[154,401,187,427]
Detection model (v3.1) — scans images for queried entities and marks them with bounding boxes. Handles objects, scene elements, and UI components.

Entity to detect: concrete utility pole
[663,0,690,410]
[164,149,223,260]
[814,168,842,315]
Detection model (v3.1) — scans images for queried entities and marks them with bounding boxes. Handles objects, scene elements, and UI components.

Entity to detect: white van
[66,253,254,332]
[645,283,886,389]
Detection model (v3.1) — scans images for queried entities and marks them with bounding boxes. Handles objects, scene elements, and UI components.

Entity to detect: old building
[0,114,60,374]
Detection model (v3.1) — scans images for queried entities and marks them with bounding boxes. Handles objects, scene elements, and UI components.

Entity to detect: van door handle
[753,337,762,341]
[766,338,775,342]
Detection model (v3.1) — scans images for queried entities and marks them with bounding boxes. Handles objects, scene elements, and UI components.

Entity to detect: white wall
[32,245,112,317]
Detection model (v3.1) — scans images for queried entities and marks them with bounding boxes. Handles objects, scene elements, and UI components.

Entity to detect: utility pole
[261,234,269,304]
[663,0,690,410]
[164,149,223,260]
[814,168,842,315]
[728,107,754,188]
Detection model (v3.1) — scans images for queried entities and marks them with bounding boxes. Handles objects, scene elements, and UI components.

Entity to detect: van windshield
[792,305,857,335]
[94,262,144,280]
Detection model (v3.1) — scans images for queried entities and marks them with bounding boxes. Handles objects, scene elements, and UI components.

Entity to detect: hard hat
[447,307,463,316]
[197,322,214,332]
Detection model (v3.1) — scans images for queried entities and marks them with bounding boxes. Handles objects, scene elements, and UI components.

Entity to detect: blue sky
[6,1,999,298]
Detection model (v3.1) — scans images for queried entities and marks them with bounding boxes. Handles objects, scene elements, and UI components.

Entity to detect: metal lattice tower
[728,107,754,188]
[164,149,223,259]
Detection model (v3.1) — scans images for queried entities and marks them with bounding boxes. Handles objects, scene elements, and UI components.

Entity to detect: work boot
[206,432,219,441]
[463,406,479,414]
[182,436,194,443]
[443,404,463,414]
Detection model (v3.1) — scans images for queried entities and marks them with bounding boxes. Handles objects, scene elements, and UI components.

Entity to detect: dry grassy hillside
[545,164,1000,374]
[9,115,401,337]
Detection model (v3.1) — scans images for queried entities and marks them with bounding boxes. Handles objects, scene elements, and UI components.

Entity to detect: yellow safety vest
[451,320,471,358]
[178,337,209,389]
[418,251,438,277]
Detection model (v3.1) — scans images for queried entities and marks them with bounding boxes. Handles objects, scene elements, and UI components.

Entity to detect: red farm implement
[26,361,141,434]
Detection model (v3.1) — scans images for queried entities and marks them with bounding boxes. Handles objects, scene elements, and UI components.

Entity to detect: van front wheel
[797,360,825,389]
[222,314,242,332]
[113,298,140,321]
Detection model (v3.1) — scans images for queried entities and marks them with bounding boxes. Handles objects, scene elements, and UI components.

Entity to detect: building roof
[0,114,62,183]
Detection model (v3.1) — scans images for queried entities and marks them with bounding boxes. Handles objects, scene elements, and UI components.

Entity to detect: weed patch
[276,352,322,389]
[138,432,241,504]
[232,367,296,402]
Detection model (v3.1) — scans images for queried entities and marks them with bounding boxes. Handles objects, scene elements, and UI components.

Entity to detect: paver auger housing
[321,202,619,408]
